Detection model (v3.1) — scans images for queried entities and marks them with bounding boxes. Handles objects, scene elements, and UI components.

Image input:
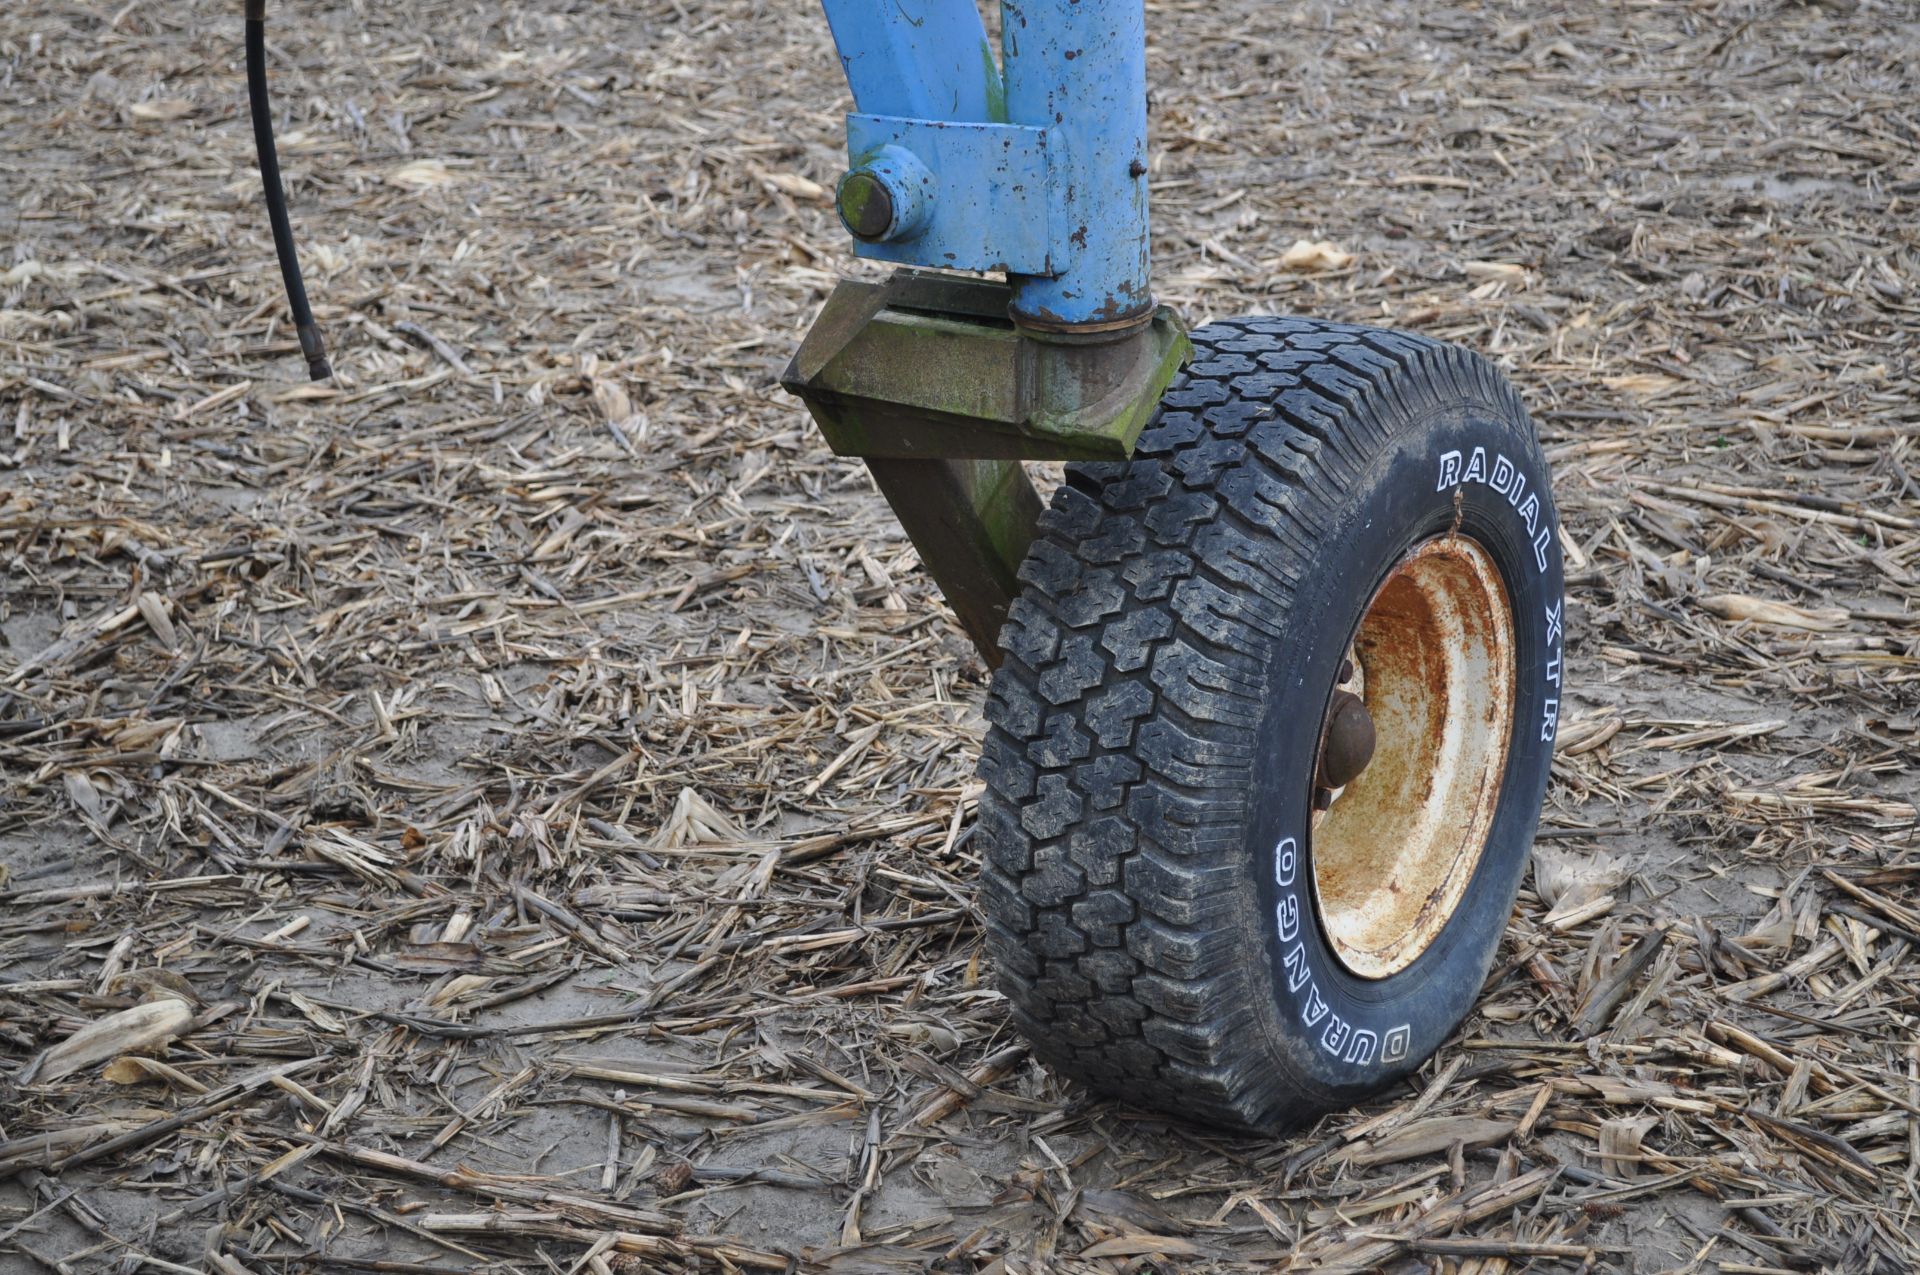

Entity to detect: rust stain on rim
[1309,534,1517,980]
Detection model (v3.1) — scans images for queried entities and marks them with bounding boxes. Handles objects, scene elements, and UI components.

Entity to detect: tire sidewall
[1249,391,1564,1103]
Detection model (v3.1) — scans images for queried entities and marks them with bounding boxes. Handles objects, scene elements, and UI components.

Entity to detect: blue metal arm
[820,0,1002,123]
[821,0,1154,331]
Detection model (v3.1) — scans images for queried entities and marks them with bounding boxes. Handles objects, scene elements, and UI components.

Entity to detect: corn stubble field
[2,0,1919,1271]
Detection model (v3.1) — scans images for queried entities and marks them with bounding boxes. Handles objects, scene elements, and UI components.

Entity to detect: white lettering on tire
[1435,447,1555,574]
[1273,835,1408,1066]
[1436,446,1562,744]
[1274,446,1561,1067]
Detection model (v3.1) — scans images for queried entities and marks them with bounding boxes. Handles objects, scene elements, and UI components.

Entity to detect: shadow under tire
[977,317,1565,1133]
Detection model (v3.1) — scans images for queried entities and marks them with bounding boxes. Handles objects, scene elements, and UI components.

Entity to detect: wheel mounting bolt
[1318,690,1376,791]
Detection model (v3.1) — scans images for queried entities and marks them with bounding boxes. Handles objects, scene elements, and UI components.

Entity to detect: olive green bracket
[781,270,1189,462]
[781,270,1190,664]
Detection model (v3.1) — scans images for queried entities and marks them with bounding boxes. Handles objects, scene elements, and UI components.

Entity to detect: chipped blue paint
[821,0,1154,329]
[999,0,1151,327]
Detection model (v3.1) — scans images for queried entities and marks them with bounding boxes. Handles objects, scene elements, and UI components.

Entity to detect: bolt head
[837,170,895,241]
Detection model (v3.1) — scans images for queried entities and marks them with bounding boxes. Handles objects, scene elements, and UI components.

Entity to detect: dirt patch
[2,0,1917,1271]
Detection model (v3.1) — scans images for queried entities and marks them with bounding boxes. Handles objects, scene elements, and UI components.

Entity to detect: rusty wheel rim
[1309,535,1517,981]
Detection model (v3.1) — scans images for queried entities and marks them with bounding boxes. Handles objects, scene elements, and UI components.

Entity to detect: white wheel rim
[1309,535,1517,980]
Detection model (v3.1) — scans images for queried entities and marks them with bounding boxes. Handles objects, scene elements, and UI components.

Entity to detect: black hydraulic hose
[245,0,330,380]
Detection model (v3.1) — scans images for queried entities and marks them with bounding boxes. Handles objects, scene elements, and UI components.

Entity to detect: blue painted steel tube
[820,0,1002,123]
[818,0,1155,330]
[1000,0,1153,328]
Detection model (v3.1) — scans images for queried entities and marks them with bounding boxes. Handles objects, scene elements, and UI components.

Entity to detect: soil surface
[2,1,1918,1272]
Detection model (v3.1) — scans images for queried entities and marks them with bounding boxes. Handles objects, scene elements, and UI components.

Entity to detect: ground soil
[2,1,1918,1272]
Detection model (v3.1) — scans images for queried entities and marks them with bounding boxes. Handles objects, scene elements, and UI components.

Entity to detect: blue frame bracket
[845,115,1052,275]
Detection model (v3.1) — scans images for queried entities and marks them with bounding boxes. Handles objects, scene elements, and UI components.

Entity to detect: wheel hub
[1309,535,1517,980]
[1316,688,1376,796]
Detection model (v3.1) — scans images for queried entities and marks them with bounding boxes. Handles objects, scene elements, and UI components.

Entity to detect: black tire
[977,316,1564,1133]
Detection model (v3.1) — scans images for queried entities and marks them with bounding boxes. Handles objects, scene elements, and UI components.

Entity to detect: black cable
[245,0,330,380]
